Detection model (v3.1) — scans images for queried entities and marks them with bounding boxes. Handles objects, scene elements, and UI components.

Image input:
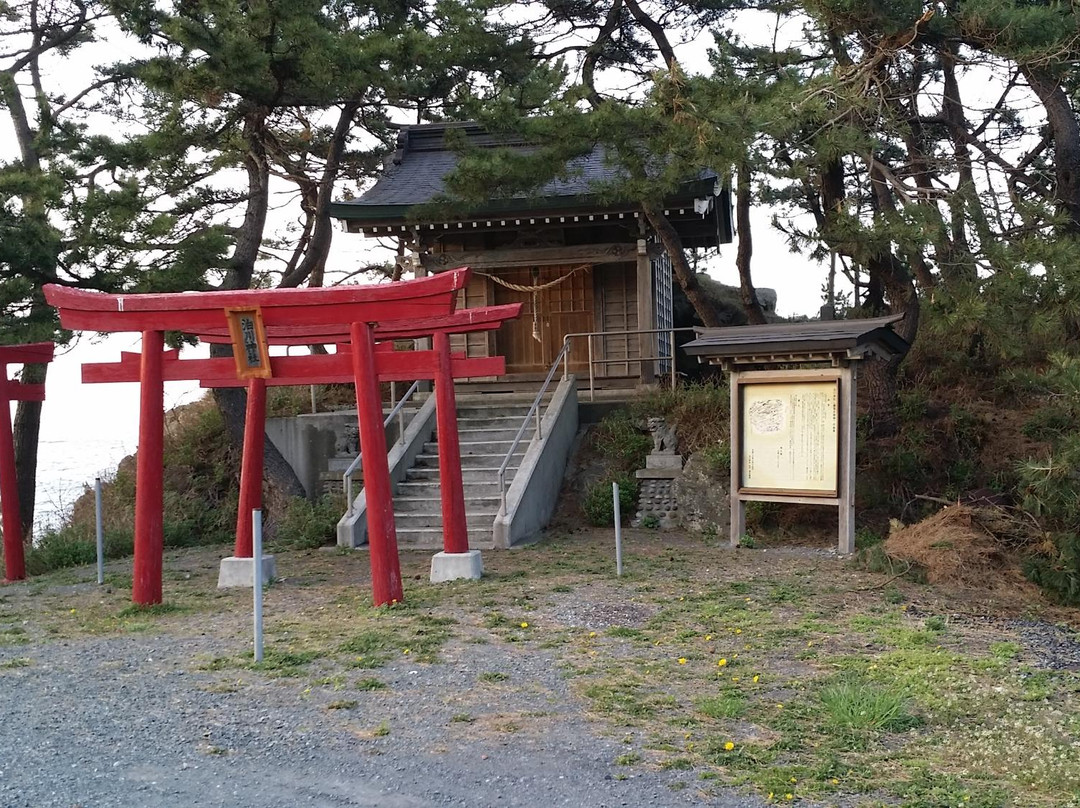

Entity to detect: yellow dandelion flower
[785,794,793,801]
[520,622,529,628]
[830,778,840,785]
[589,631,597,637]
[789,777,797,784]
[776,703,783,709]
[752,675,760,683]
[724,741,735,751]
[402,648,410,654]
[705,634,712,641]
[678,658,687,665]
[735,628,742,634]
[732,676,740,683]
[767,793,774,801]
[69,609,76,614]
[718,658,728,667]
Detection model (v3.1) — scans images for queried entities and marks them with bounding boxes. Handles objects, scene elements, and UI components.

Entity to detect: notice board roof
[684,314,910,365]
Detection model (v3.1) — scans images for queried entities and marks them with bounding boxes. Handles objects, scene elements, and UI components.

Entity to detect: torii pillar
[0,342,55,582]
[429,330,483,582]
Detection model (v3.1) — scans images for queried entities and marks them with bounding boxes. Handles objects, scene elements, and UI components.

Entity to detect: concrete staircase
[393,398,543,549]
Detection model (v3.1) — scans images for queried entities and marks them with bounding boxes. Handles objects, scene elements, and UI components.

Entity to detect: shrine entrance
[43,271,521,607]
[491,265,594,376]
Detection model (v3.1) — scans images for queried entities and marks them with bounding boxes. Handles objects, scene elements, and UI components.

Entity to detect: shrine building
[330,121,733,389]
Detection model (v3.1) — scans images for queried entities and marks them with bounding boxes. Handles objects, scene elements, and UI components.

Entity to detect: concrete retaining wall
[492,376,578,548]
[265,411,356,499]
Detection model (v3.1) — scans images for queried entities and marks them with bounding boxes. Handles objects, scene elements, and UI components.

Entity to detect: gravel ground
[0,632,769,808]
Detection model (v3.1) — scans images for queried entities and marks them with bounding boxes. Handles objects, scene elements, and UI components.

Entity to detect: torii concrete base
[430,550,483,583]
[218,555,277,588]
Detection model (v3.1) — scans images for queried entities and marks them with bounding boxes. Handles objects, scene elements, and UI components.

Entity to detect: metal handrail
[497,340,571,515]
[344,379,422,517]
[562,326,700,401]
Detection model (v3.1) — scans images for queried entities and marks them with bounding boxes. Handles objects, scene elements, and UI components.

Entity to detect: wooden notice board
[739,378,839,497]
[225,306,272,379]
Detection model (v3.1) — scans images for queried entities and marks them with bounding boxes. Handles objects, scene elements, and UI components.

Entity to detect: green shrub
[592,411,650,473]
[271,494,345,551]
[582,474,637,526]
[24,526,135,576]
[631,382,728,455]
[1023,533,1080,606]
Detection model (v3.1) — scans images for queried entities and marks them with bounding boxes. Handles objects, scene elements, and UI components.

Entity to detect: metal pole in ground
[613,482,623,577]
[253,509,264,663]
[94,477,104,585]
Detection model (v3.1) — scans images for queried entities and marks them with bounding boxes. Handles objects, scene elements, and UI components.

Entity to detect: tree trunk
[13,361,46,540]
[211,111,304,498]
[735,163,767,325]
[208,344,306,499]
[1022,66,1080,235]
[642,203,725,327]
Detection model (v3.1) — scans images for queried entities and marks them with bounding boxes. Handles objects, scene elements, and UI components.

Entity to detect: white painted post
[613,482,623,576]
[94,477,104,585]
[253,509,264,663]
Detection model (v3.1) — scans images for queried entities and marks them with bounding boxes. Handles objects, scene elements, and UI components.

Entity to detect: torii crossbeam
[0,342,55,581]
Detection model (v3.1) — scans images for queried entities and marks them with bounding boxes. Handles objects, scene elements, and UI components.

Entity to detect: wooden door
[598,263,640,377]
[493,265,594,375]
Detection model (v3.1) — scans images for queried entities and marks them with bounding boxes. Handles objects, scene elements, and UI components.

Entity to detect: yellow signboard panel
[224,306,272,380]
[740,379,839,496]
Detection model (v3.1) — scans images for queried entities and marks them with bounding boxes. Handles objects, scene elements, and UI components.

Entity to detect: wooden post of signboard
[729,369,745,549]
[838,364,857,555]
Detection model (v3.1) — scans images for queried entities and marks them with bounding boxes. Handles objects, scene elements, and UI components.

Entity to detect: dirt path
[1,530,1078,808]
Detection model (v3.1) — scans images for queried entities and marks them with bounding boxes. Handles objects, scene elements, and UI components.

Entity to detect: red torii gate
[79,305,522,591]
[43,273,521,607]
[0,342,55,581]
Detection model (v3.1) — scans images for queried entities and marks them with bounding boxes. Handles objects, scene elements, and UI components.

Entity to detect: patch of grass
[990,641,1021,660]
[696,693,747,720]
[819,677,919,732]
[372,722,390,737]
[356,677,387,691]
[450,713,475,723]
[615,751,641,766]
[327,700,358,710]
[582,679,659,719]
[478,671,509,683]
[0,657,31,668]
[116,602,185,619]
[606,626,647,640]
[660,757,694,770]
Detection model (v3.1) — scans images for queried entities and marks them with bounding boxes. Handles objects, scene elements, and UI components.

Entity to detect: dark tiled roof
[332,121,723,223]
[684,314,910,359]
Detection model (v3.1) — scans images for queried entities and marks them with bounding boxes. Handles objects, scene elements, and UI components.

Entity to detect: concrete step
[394,495,502,513]
[396,527,495,551]
[394,511,499,530]
[404,466,514,482]
[421,440,526,457]
[452,414,536,429]
[414,452,522,470]
[395,479,502,495]
[444,427,536,443]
